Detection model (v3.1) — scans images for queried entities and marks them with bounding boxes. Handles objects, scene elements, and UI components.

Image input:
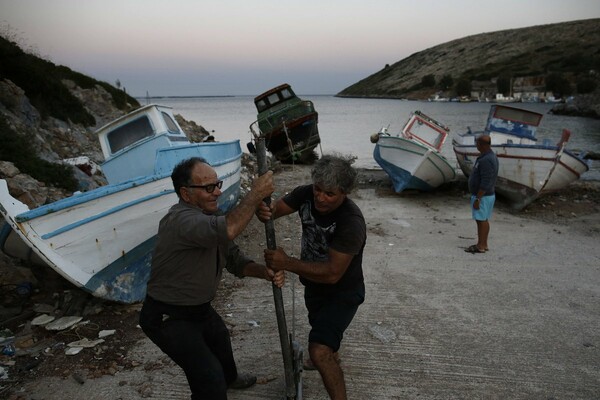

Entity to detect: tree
[421,74,436,88]
[576,76,597,94]
[496,74,512,96]
[455,79,472,97]
[439,75,454,90]
[546,72,572,97]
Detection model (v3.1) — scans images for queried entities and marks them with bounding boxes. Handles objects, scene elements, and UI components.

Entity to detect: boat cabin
[96,104,189,184]
[485,105,543,141]
[254,83,298,113]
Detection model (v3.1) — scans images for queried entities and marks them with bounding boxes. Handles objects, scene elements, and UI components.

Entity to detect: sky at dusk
[1,0,600,97]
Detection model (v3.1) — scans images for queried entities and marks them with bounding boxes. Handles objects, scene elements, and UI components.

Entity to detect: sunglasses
[186,180,223,193]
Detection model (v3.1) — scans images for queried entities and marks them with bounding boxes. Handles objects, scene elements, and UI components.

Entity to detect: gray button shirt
[146,200,250,306]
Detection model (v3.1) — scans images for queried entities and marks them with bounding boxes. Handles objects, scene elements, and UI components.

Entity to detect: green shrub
[0,35,139,126]
[576,77,598,94]
[0,115,78,191]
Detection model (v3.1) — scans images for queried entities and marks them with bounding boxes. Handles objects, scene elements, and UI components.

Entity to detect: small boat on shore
[370,110,456,192]
[249,83,320,163]
[0,104,242,303]
[452,104,589,210]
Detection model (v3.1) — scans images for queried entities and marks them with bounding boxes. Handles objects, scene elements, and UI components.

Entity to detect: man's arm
[264,247,353,285]
[225,171,273,240]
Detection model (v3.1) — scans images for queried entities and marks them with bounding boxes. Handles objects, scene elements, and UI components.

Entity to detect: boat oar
[255,137,298,399]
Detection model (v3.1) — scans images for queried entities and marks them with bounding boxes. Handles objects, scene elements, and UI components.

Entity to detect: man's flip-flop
[465,245,486,253]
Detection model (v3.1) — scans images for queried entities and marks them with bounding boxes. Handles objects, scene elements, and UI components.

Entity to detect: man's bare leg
[476,219,490,250]
[309,342,346,400]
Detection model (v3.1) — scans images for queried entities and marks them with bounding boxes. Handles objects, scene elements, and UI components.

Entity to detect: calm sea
[150,96,600,180]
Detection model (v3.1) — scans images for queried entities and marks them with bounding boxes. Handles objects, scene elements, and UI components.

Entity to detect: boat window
[281,88,293,99]
[268,93,280,106]
[161,112,181,134]
[494,107,542,126]
[107,116,154,154]
[256,99,268,112]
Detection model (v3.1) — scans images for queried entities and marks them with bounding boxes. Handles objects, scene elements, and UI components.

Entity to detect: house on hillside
[470,76,555,102]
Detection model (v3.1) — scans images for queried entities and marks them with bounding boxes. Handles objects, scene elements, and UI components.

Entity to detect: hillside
[338,18,600,102]
[0,35,211,208]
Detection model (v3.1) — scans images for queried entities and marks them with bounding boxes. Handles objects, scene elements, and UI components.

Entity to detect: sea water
[150,96,600,180]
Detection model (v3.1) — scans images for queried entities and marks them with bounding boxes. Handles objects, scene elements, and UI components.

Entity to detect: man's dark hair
[171,157,209,198]
[311,154,357,194]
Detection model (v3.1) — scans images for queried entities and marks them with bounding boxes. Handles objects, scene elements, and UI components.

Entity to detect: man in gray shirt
[140,157,283,400]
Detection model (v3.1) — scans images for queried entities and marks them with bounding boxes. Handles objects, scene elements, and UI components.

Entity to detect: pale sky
[1,0,599,96]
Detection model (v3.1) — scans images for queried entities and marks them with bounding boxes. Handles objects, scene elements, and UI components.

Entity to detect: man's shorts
[471,194,495,221]
[304,284,365,352]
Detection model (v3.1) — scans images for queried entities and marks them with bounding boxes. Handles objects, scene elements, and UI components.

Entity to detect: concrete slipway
[20,168,600,399]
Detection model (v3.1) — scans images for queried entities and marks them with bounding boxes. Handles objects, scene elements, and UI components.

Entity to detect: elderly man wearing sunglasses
[140,156,284,400]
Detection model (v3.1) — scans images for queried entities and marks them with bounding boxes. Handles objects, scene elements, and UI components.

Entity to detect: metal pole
[255,137,296,400]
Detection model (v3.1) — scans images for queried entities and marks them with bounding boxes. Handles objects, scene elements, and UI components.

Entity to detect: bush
[456,79,472,96]
[0,115,78,191]
[421,74,436,88]
[576,77,598,94]
[439,75,454,90]
[0,35,140,126]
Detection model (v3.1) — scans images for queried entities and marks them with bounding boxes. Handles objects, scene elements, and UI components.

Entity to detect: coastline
[3,165,600,399]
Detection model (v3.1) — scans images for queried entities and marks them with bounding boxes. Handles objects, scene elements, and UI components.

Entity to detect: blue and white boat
[0,104,242,303]
[370,110,456,192]
[452,104,590,210]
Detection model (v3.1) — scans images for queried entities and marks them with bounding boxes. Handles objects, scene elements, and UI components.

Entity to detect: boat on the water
[370,110,456,192]
[249,83,320,163]
[452,104,589,210]
[0,104,242,303]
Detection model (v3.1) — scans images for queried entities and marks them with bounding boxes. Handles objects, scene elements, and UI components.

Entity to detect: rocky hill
[0,36,210,210]
[337,18,600,114]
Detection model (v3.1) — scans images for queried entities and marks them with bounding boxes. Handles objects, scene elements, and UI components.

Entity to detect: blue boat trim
[15,174,172,222]
[0,222,12,253]
[40,189,175,240]
[38,165,241,240]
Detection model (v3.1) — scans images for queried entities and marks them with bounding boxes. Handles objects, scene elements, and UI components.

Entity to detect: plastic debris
[98,330,116,339]
[67,338,105,348]
[247,320,260,327]
[65,347,83,356]
[31,314,56,326]
[368,324,396,343]
[45,316,83,331]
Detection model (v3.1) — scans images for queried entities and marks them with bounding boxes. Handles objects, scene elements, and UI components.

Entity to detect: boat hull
[0,140,242,303]
[264,112,320,163]
[374,135,456,192]
[251,84,320,164]
[453,139,589,209]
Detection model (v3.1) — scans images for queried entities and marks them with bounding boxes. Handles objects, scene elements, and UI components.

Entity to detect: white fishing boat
[452,104,589,210]
[0,104,242,303]
[370,110,456,192]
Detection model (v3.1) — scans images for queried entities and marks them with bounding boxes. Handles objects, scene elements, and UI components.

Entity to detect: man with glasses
[465,134,499,254]
[140,157,284,400]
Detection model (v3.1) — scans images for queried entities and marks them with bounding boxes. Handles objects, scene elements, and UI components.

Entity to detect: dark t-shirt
[282,185,366,292]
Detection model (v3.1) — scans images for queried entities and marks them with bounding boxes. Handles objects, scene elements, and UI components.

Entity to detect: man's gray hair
[311,154,357,194]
